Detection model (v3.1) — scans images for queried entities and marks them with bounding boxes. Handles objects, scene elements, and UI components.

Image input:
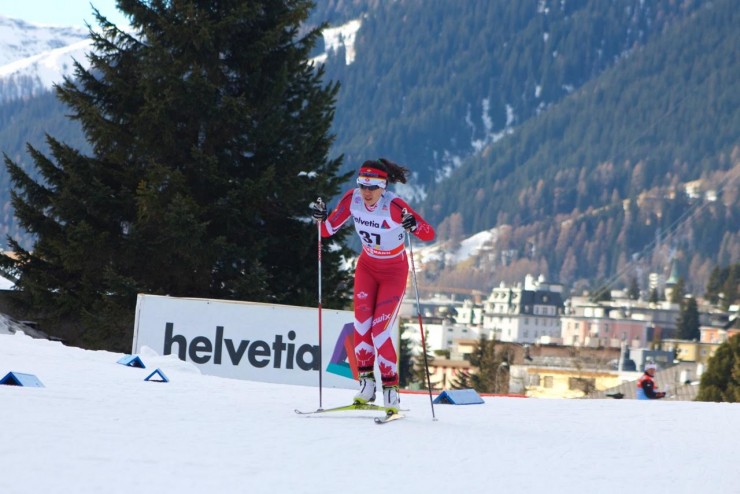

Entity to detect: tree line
[3,0,736,296]
[1,1,354,351]
[0,0,736,349]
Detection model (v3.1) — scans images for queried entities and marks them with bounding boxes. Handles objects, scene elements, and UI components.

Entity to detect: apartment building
[481,274,564,344]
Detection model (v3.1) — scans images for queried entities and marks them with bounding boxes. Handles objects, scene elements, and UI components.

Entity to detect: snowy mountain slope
[0,16,90,101]
[419,228,497,266]
[0,14,359,103]
[0,16,88,66]
[1,329,738,494]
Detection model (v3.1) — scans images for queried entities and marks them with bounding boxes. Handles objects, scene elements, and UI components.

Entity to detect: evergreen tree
[670,277,686,305]
[696,335,740,403]
[649,287,660,304]
[1,1,353,351]
[398,326,414,388]
[467,334,499,393]
[705,266,724,305]
[704,263,740,309]
[720,264,739,310]
[449,368,473,390]
[676,297,700,341]
[628,276,640,300]
[412,329,436,389]
[454,335,513,394]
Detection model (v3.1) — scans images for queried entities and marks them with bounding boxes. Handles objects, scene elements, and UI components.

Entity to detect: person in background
[636,363,666,400]
[311,158,435,415]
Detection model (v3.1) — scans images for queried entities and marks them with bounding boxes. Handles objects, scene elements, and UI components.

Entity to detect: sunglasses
[359,184,381,191]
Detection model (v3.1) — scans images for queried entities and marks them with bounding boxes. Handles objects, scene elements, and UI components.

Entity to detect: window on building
[544,376,553,388]
[530,374,541,386]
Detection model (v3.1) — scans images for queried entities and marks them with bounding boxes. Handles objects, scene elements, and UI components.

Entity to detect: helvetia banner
[132,294,398,389]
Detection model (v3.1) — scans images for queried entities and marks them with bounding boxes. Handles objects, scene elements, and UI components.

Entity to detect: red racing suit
[320,188,435,387]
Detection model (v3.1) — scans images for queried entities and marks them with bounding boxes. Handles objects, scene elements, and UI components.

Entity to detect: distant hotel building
[482,274,564,343]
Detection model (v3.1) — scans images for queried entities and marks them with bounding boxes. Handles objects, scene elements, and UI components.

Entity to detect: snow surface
[321,19,361,65]
[0,16,88,67]
[1,329,738,494]
[0,16,91,101]
[419,228,496,266]
[310,18,362,66]
[0,38,91,98]
[0,275,14,290]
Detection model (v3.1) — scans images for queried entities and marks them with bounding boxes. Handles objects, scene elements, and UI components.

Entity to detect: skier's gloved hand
[311,200,327,222]
[401,211,417,232]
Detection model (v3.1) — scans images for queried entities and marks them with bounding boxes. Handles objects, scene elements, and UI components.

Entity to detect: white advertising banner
[132,294,397,389]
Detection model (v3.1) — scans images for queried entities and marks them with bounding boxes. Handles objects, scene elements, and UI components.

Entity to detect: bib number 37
[359,230,381,245]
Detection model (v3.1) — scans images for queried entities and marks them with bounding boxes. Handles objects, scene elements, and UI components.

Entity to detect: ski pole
[404,209,437,420]
[316,197,324,409]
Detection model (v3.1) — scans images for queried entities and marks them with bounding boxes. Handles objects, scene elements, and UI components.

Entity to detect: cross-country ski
[374,412,405,424]
[295,402,394,415]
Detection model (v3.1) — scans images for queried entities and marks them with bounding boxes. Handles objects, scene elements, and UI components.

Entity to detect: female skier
[311,158,435,413]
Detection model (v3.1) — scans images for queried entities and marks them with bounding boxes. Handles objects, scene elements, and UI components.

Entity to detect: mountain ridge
[0,1,737,296]
[0,16,89,101]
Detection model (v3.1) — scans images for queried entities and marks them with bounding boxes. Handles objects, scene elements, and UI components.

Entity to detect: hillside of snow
[0,16,90,101]
[1,329,737,494]
[0,14,361,103]
[0,16,88,67]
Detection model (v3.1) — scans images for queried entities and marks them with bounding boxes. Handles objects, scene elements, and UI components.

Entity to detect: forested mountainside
[422,0,738,232]
[418,0,740,295]
[0,0,737,296]
[314,0,712,185]
[307,0,738,295]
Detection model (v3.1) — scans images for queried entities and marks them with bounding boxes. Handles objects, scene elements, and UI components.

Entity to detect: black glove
[401,211,417,232]
[311,200,327,222]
